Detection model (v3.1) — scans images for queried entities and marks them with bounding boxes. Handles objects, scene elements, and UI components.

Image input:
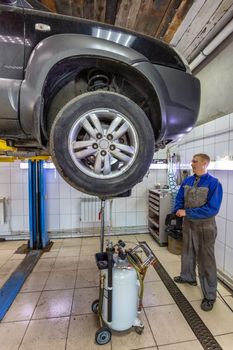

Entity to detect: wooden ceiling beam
[40,0,57,12]
[94,0,106,23]
[134,0,172,37]
[71,0,84,18]
[55,0,72,15]
[125,0,141,29]
[163,0,194,43]
[115,0,132,28]
[154,0,182,39]
[134,0,156,35]
[115,0,141,29]
[175,0,222,54]
[184,0,233,60]
[105,0,118,24]
[83,0,95,19]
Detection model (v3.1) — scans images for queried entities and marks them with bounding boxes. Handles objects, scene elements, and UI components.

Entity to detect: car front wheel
[50,91,154,197]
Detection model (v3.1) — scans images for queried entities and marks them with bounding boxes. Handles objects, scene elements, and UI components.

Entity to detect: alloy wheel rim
[68,108,139,179]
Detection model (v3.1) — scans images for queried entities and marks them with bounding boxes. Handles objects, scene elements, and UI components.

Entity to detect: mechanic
[173,153,223,311]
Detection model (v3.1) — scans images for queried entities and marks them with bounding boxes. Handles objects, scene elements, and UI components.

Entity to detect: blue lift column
[28,160,49,249]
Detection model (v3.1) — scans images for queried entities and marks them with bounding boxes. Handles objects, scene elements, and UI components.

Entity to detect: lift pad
[140,241,223,350]
[0,250,41,320]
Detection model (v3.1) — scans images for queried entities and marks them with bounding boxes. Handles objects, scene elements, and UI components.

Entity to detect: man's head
[191,153,210,176]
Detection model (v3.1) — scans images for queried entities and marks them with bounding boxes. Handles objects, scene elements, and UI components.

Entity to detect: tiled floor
[0,234,233,350]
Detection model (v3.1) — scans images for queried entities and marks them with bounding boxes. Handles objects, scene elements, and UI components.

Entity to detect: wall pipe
[190,18,233,71]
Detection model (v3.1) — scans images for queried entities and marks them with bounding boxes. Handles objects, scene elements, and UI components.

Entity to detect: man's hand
[176,209,186,217]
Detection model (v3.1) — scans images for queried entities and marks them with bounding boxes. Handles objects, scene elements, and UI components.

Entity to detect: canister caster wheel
[135,325,144,335]
[95,326,112,345]
[91,299,99,314]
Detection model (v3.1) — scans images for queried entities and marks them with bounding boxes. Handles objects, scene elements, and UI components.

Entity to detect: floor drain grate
[141,241,223,350]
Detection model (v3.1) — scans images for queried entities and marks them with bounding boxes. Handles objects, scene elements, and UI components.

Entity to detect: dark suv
[0,0,200,197]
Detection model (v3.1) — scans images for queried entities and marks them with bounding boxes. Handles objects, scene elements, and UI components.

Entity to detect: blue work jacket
[174,173,223,220]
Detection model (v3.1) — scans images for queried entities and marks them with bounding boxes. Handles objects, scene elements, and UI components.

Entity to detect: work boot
[201,298,215,311]
[174,275,197,286]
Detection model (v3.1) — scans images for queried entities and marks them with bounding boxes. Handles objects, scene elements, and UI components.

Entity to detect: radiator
[80,198,110,223]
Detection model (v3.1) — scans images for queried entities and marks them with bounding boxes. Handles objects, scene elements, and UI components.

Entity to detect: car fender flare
[20,34,147,135]
[20,33,166,141]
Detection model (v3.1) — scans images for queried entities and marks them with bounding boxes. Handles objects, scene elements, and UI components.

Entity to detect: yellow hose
[98,273,105,326]
[127,253,148,311]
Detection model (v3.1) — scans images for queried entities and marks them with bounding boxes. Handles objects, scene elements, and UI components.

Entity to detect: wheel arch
[19,34,163,146]
[44,57,163,143]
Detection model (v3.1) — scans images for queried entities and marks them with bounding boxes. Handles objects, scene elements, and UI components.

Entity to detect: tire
[95,327,111,345]
[50,91,154,197]
[91,299,99,314]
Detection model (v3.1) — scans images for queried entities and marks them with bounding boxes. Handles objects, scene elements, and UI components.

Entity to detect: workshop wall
[0,162,28,238]
[195,34,233,125]
[45,165,167,237]
[0,156,167,238]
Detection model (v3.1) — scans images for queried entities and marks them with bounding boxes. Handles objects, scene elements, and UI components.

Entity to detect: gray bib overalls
[180,179,217,300]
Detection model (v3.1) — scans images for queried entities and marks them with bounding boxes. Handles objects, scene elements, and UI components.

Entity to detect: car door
[0,0,24,121]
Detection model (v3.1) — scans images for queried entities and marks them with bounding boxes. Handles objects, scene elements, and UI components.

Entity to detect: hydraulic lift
[28,160,49,249]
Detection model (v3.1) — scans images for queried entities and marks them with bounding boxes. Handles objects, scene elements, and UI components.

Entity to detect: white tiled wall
[0,152,168,238]
[0,161,28,237]
[171,112,233,282]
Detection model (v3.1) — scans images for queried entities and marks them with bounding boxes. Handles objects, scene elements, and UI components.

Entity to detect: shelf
[148,188,171,245]
[148,227,159,237]
[149,197,160,207]
[148,217,159,228]
[149,203,159,214]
